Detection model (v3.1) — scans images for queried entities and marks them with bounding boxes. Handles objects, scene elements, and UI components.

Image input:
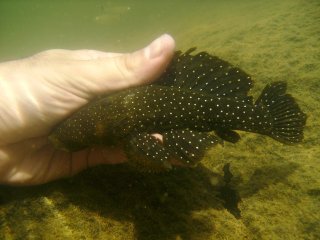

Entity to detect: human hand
[0,34,175,185]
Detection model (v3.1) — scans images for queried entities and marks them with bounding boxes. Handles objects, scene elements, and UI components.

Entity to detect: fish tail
[255,81,306,144]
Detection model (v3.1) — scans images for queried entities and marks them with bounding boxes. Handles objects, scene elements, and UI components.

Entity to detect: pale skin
[0,34,175,186]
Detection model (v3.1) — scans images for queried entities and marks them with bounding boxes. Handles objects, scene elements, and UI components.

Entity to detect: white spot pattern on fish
[49,48,307,171]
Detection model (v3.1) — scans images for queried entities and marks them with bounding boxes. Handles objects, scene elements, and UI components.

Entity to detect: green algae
[0,165,251,240]
[1,0,320,239]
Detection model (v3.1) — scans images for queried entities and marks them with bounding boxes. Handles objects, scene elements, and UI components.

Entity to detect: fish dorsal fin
[156,48,254,101]
[162,129,221,166]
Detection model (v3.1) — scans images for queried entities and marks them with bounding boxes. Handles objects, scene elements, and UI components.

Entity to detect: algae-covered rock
[1,0,320,239]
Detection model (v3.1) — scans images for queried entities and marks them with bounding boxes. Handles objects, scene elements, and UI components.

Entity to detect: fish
[48,48,307,171]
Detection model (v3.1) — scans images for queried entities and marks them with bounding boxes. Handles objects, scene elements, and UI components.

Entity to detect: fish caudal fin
[255,82,307,144]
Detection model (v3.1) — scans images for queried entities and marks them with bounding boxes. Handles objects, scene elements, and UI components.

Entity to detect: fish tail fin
[255,81,307,144]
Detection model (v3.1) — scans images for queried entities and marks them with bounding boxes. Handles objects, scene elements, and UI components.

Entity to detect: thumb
[55,34,176,98]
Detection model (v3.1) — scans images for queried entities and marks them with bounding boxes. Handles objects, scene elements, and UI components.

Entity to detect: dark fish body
[49,49,306,171]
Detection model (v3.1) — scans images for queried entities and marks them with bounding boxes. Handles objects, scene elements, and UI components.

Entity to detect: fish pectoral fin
[124,132,172,172]
[163,129,221,166]
[215,129,241,143]
[124,130,221,171]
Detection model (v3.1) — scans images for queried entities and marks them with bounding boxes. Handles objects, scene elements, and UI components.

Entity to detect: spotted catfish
[49,48,307,171]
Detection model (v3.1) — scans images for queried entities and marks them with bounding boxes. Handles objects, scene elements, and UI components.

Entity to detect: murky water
[0,0,319,239]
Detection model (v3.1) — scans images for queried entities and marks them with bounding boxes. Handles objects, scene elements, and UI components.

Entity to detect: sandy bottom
[1,0,319,239]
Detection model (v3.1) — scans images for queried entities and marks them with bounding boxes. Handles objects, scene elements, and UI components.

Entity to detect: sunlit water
[0,0,319,239]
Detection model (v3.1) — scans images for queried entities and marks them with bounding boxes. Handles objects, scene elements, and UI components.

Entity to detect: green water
[0,0,320,239]
[0,0,223,60]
